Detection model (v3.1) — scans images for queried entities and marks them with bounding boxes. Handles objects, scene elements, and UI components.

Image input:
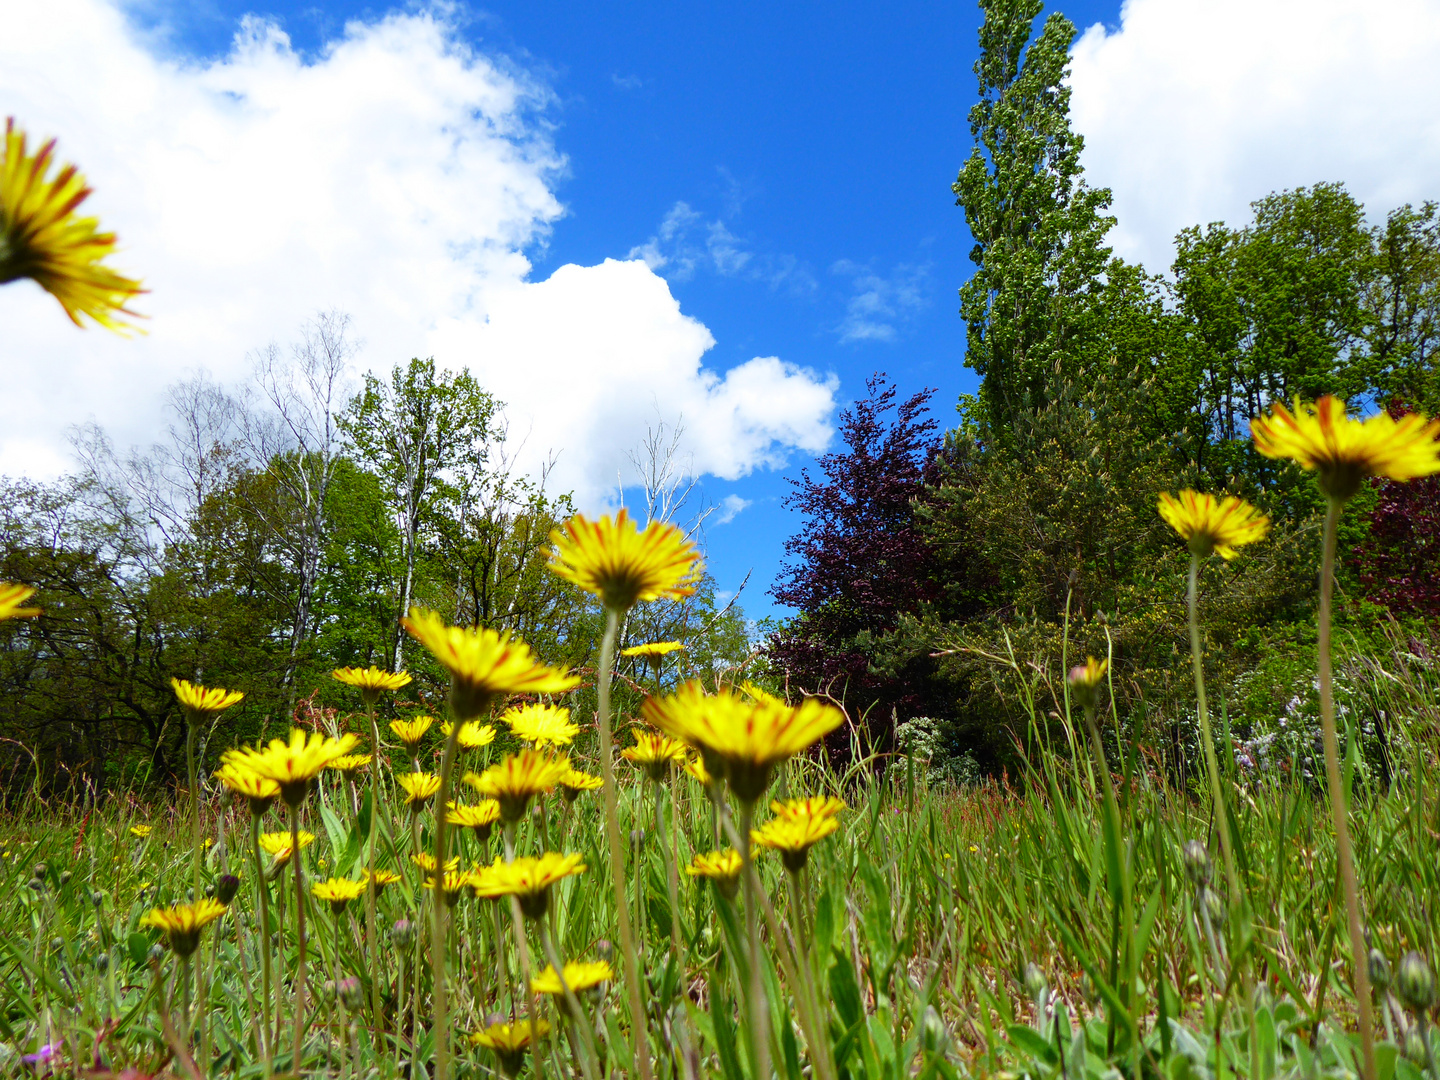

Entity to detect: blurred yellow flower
[752,809,840,872]
[503,702,581,748]
[621,640,684,658]
[215,764,279,816]
[441,720,497,751]
[463,749,571,823]
[531,959,613,995]
[1158,490,1270,560]
[170,678,244,721]
[685,848,744,899]
[446,800,500,835]
[1067,656,1109,711]
[0,582,40,621]
[396,771,442,807]
[471,1018,550,1075]
[312,877,366,911]
[329,754,372,777]
[140,898,226,957]
[642,682,844,804]
[681,754,715,787]
[558,766,604,801]
[129,824,152,839]
[410,852,461,874]
[0,118,145,332]
[771,795,846,822]
[548,509,701,611]
[1251,396,1440,500]
[421,868,475,904]
[259,830,315,865]
[620,730,688,782]
[402,608,579,719]
[389,716,434,748]
[363,867,402,894]
[332,665,411,704]
[223,730,359,807]
[470,851,586,918]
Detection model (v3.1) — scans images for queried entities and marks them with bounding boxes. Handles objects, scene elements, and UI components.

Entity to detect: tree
[953,0,1116,431]
[765,376,957,743]
[340,357,499,666]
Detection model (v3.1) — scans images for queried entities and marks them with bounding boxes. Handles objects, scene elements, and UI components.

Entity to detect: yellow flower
[329,754,372,777]
[642,682,844,803]
[502,703,581,748]
[446,800,501,837]
[463,749,571,823]
[129,824,152,839]
[1067,656,1109,711]
[259,830,315,866]
[396,771,442,808]
[621,641,684,659]
[410,852,461,874]
[1251,396,1440,500]
[332,665,412,705]
[215,764,279,817]
[170,678,244,721]
[620,730,688,782]
[0,119,145,332]
[223,730,360,808]
[752,810,841,873]
[770,795,846,822]
[140,898,227,958]
[531,959,613,996]
[389,716,434,749]
[558,766,604,802]
[441,721,496,751]
[0,582,41,621]
[470,1018,550,1075]
[421,869,474,906]
[548,509,702,611]
[470,852,586,919]
[311,877,366,911]
[1157,490,1270,560]
[685,849,744,899]
[363,868,402,895]
[402,608,579,719]
[681,754,715,787]
[738,681,788,709]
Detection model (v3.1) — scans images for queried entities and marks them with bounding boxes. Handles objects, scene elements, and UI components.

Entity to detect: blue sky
[123,0,1118,623]
[6,0,1432,628]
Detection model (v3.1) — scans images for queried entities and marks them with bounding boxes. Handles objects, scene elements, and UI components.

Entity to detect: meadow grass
[2,636,1438,1080]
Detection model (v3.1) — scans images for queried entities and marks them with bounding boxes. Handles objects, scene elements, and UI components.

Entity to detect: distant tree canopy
[0,326,751,799]
[762,0,1440,773]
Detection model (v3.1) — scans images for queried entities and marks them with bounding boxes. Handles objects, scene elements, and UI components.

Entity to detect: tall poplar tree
[953,0,1115,432]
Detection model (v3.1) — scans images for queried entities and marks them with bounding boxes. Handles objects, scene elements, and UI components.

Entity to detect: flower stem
[186,719,202,898]
[290,805,308,1075]
[598,607,653,1080]
[1319,496,1377,1080]
[433,722,464,1080]
[739,800,771,1080]
[366,705,382,1027]
[537,921,601,1080]
[656,780,683,959]
[1187,554,1241,899]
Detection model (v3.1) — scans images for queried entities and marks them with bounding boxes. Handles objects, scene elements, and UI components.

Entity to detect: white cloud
[628,200,816,294]
[714,494,753,525]
[1069,0,1440,271]
[832,260,929,343]
[0,0,836,506]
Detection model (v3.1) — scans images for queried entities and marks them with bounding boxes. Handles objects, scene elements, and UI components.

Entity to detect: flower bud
[1023,962,1047,1001]
[95,953,109,973]
[50,937,64,954]
[59,871,71,887]
[147,943,166,964]
[91,890,104,908]
[338,976,363,1010]
[1405,1027,1428,1064]
[1201,885,1226,925]
[26,878,43,892]
[630,828,646,848]
[1399,951,1435,1012]
[390,919,417,951]
[216,874,241,905]
[595,939,615,965]
[1182,840,1210,885]
[33,863,46,879]
[1369,949,1391,992]
[204,884,215,898]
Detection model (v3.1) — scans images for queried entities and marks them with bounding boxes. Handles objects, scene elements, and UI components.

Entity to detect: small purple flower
[22,1043,57,1072]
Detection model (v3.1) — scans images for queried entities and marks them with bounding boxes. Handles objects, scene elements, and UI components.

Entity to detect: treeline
[760,0,1440,775]
[0,314,749,796]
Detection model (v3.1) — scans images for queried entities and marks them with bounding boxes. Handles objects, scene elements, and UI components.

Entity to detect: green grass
[1,660,1439,1080]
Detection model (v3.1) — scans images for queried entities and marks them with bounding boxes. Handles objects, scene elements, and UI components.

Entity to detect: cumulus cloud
[0,0,836,505]
[831,260,930,343]
[714,494,753,525]
[1069,0,1440,272]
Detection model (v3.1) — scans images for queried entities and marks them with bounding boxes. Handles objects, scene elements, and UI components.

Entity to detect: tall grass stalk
[596,607,652,1080]
[1186,554,1241,901]
[288,802,309,1075]
[1320,497,1377,1080]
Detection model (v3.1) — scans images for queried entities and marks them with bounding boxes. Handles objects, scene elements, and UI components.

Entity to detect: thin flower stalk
[249,816,273,1078]
[536,924,602,1080]
[1186,554,1241,900]
[288,804,308,1075]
